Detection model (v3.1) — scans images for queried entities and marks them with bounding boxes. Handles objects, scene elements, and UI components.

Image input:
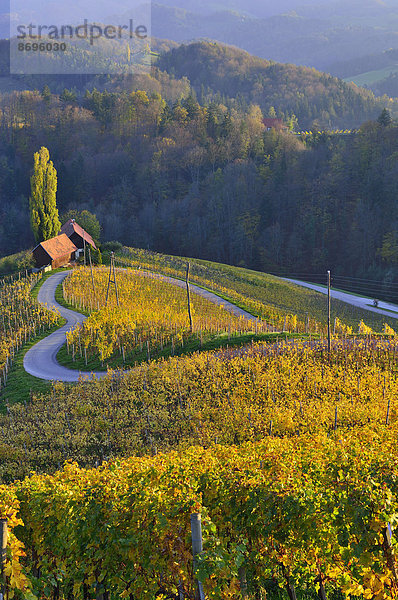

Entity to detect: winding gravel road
[284,278,398,319]
[24,270,261,383]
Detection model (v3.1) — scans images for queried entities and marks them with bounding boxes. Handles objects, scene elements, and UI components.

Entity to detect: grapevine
[0,273,61,393]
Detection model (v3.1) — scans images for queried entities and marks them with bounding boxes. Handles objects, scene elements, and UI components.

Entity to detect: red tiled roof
[263,118,287,129]
[60,219,97,249]
[34,234,77,260]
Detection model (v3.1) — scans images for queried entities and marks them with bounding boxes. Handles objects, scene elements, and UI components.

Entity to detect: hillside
[372,72,398,98]
[3,0,398,77]
[152,0,336,18]
[1,261,398,598]
[0,37,179,94]
[1,36,390,129]
[157,41,390,128]
[1,69,398,292]
[2,4,398,596]
[3,249,397,407]
[1,253,398,465]
[149,0,398,72]
[328,48,398,97]
[331,48,398,80]
[118,248,398,332]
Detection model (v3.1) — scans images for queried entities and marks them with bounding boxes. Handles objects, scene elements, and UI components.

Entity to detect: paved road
[284,278,398,319]
[24,270,262,383]
[143,271,260,321]
[24,271,107,382]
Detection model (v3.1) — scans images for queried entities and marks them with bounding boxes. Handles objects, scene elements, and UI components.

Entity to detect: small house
[263,118,288,132]
[33,234,78,269]
[60,219,97,257]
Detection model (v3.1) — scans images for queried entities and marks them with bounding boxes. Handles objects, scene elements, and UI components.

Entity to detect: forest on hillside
[1,40,393,129]
[4,0,398,73]
[157,43,391,130]
[0,42,398,289]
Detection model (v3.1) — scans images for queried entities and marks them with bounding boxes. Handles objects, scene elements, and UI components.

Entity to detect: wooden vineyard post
[105,252,119,307]
[238,566,248,599]
[281,564,296,600]
[113,253,119,306]
[186,263,193,333]
[316,575,327,600]
[0,519,7,600]
[386,397,391,426]
[286,579,297,600]
[327,270,331,353]
[88,248,96,300]
[178,582,185,600]
[382,523,398,584]
[191,513,205,600]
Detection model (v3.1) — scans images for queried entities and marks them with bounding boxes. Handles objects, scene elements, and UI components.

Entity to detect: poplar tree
[29,147,61,242]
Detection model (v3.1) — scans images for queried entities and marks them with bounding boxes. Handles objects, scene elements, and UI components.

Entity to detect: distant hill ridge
[148,0,398,72]
[158,41,393,129]
[0,37,393,129]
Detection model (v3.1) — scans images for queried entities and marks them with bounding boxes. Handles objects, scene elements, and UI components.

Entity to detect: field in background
[344,65,398,86]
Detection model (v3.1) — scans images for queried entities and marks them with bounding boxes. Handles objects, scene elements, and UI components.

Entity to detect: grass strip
[30,268,70,300]
[365,304,398,315]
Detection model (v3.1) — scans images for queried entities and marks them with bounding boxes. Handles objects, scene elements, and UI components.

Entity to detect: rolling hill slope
[150,0,398,72]
[1,250,398,599]
[157,41,392,128]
